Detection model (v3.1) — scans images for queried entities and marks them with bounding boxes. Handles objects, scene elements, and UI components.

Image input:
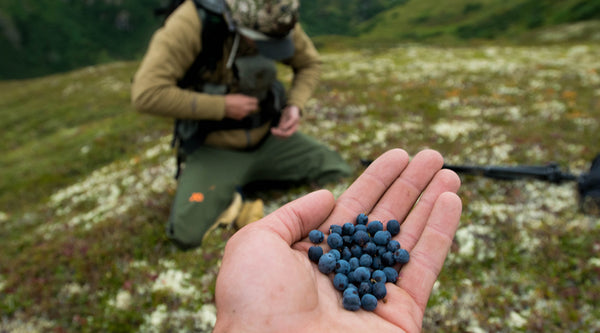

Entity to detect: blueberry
[381,251,395,266]
[377,245,388,256]
[352,230,370,246]
[345,283,358,291]
[350,244,363,258]
[371,270,387,283]
[356,213,369,225]
[333,273,349,291]
[359,254,373,267]
[342,223,355,236]
[342,290,361,311]
[353,266,371,282]
[354,224,368,233]
[349,257,360,271]
[387,240,401,252]
[386,219,400,236]
[363,241,377,256]
[327,233,344,249]
[372,281,387,300]
[361,293,378,311]
[373,230,391,246]
[367,220,384,236]
[308,246,323,263]
[342,235,353,246]
[343,287,359,298]
[308,229,324,244]
[329,224,342,235]
[383,267,399,283]
[371,256,382,270]
[329,249,341,261]
[335,259,351,275]
[317,253,336,274]
[358,281,372,296]
[394,248,410,265]
[341,246,352,261]
[347,270,357,284]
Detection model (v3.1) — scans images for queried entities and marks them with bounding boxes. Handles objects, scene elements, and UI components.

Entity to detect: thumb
[253,189,336,245]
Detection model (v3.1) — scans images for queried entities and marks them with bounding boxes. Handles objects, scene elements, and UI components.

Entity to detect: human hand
[270,105,300,138]
[224,94,259,120]
[213,149,462,333]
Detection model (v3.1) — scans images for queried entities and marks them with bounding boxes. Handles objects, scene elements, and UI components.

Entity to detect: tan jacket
[131,0,321,149]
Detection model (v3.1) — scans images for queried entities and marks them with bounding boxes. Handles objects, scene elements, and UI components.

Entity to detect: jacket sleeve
[131,0,225,120]
[284,24,322,112]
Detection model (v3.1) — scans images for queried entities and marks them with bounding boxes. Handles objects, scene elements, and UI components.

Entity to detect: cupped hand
[213,149,462,333]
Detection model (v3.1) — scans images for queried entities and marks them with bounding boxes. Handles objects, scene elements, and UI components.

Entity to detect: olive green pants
[167,132,352,249]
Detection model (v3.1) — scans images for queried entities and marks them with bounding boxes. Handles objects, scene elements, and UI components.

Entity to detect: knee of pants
[166,188,234,249]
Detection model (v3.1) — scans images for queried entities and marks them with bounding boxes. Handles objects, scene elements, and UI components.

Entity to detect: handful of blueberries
[307,213,410,311]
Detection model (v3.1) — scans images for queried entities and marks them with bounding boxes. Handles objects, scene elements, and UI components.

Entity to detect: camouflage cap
[225,0,299,37]
[225,0,299,60]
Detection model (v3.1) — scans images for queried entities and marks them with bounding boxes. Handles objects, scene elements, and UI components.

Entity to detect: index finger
[324,149,411,230]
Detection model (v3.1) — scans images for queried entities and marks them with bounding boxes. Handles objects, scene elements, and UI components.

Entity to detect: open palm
[213,149,462,333]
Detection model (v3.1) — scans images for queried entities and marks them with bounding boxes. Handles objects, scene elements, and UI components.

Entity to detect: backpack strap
[172,2,231,179]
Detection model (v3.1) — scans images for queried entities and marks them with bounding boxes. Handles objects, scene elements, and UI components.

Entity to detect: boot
[235,198,264,229]
[202,191,242,243]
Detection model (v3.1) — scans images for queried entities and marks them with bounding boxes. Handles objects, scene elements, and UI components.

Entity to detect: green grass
[1,37,600,331]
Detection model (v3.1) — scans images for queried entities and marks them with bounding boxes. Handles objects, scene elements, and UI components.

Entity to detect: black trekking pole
[360,154,600,215]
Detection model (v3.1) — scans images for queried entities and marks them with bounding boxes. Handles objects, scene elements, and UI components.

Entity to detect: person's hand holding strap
[213,149,462,333]
[224,94,259,120]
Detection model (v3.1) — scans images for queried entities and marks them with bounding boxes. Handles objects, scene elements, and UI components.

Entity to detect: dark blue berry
[358,281,372,296]
[333,273,349,291]
[371,256,382,270]
[329,224,342,235]
[354,267,371,283]
[387,240,401,252]
[342,235,353,246]
[342,223,355,236]
[394,248,410,265]
[372,281,387,300]
[383,267,399,283]
[327,233,344,249]
[347,270,357,284]
[342,289,361,311]
[359,254,373,267]
[356,213,369,225]
[361,293,378,311]
[341,246,352,261]
[329,249,341,260]
[363,241,377,256]
[367,220,384,236]
[308,246,323,263]
[386,219,400,236]
[335,259,351,275]
[373,230,391,246]
[349,257,360,271]
[381,251,395,266]
[352,230,370,246]
[354,224,368,233]
[317,253,336,274]
[350,244,363,258]
[371,270,387,283]
[308,229,324,244]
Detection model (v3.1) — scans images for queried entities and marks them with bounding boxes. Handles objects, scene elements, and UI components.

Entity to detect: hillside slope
[1,0,599,79]
[356,0,600,43]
